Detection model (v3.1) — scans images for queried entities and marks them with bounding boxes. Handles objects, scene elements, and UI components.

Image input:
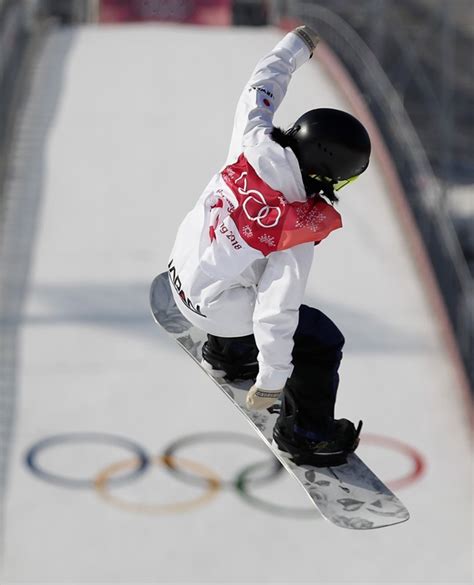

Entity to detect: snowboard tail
[150,271,410,530]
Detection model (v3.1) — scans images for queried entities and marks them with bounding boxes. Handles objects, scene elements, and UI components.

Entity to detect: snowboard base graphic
[150,272,410,530]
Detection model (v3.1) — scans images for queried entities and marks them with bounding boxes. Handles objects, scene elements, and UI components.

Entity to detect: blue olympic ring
[25,432,149,489]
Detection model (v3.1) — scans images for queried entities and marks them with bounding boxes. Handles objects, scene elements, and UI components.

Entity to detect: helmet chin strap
[302,174,339,203]
[317,179,336,199]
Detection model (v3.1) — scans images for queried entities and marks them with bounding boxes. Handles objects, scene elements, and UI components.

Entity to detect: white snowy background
[0,25,472,584]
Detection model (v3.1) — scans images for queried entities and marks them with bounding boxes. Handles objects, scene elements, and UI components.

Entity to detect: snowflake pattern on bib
[242,224,254,238]
[295,202,328,232]
[258,234,276,248]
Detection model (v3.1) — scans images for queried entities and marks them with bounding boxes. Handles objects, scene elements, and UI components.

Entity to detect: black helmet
[287,108,371,181]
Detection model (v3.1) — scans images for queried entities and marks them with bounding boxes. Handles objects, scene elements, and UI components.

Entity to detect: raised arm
[225,26,319,166]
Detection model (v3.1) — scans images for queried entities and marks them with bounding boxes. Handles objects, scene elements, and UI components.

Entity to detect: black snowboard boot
[273,386,362,467]
[201,334,259,381]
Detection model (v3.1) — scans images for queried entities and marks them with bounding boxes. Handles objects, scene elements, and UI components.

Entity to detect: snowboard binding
[201,334,258,381]
[273,385,362,467]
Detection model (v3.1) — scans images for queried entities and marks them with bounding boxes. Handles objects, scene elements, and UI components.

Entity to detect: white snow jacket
[168,31,342,390]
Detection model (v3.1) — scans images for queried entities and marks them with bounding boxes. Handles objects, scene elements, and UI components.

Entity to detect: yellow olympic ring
[94,455,221,514]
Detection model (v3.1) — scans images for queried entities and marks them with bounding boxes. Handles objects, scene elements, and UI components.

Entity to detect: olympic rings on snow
[24,430,425,517]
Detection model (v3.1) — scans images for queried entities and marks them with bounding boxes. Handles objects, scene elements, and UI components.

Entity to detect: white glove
[246,385,283,410]
[293,25,320,56]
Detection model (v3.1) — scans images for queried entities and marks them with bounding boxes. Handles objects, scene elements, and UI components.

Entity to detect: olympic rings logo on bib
[242,190,282,228]
[236,170,281,229]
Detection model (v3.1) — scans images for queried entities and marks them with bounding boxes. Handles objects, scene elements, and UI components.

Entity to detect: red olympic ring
[359,433,426,490]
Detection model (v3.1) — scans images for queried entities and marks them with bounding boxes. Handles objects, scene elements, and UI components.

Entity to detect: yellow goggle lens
[309,174,359,191]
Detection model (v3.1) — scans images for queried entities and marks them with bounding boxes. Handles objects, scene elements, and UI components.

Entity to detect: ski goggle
[309,174,359,191]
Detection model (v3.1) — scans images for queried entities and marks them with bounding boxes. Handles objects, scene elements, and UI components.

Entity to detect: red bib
[221,154,342,256]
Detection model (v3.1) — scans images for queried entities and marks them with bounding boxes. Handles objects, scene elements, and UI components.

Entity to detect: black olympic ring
[25,433,149,489]
[161,431,283,489]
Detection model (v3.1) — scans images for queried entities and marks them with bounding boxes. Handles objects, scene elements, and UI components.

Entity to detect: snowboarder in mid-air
[167,25,371,467]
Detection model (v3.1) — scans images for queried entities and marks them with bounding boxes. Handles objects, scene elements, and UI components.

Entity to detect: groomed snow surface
[0,24,471,584]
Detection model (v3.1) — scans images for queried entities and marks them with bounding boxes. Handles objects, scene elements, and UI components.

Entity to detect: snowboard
[150,272,410,530]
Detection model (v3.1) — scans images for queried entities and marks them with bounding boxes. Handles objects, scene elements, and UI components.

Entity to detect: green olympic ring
[235,459,319,518]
